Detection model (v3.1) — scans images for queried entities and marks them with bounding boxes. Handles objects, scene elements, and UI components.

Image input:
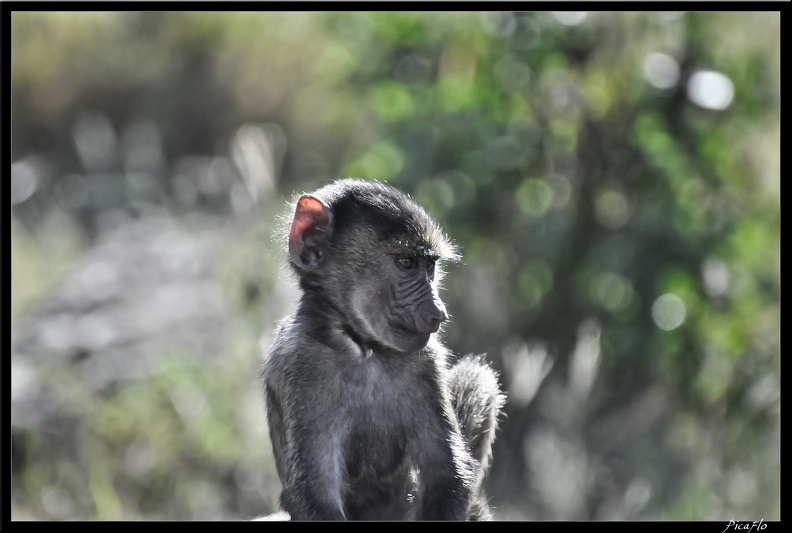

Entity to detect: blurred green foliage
[11,11,779,521]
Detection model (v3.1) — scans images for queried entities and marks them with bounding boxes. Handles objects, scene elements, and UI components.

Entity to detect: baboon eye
[396,256,417,270]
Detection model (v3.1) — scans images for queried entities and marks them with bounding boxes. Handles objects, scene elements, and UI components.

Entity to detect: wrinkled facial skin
[348,251,448,353]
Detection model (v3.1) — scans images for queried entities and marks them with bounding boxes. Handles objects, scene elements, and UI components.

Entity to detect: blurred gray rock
[13,214,234,394]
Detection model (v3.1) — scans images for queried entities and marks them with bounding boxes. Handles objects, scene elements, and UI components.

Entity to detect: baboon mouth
[389,325,431,351]
[392,323,428,338]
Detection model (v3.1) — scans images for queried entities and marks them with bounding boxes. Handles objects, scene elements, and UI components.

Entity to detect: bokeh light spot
[652,293,687,331]
[642,53,680,90]
[687,70,735,111]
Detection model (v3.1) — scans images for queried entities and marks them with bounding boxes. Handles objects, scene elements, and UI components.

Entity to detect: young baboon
[262,179,504,520]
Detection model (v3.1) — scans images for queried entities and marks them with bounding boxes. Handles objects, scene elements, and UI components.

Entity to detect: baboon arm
[278,421,349,520]
[412,378,475,520]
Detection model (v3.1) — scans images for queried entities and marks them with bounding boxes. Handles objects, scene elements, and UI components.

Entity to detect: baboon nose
[420,303,448,334]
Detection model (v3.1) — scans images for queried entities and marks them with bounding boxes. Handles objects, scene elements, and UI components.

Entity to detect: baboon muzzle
[418,300,448,335]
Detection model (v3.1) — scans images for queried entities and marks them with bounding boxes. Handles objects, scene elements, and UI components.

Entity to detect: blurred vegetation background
[10,11,779,521]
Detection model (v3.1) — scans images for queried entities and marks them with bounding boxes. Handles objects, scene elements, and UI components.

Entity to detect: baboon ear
[288,194,334,271]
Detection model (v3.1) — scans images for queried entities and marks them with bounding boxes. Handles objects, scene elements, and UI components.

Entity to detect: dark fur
[262,179,504,520]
